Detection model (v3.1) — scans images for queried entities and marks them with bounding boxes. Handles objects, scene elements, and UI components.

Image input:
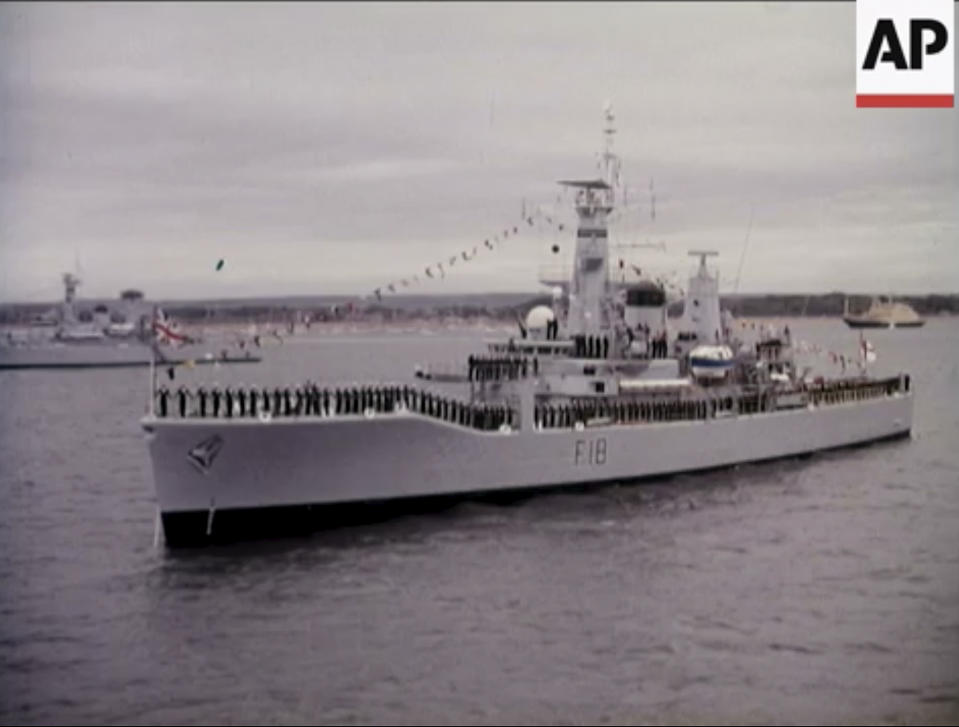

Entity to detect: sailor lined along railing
[805,376,907,405]
[467,355,538,382]
[532,376,908,430]
[153,384,519,432]
[533,391,769,429]
[535,397,718,429]
[152,376,908,432]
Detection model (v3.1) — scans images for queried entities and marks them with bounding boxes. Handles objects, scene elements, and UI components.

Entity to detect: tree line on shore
[2,293,958,326]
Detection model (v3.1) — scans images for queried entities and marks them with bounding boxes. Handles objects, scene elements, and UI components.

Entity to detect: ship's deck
[149,375,910,433]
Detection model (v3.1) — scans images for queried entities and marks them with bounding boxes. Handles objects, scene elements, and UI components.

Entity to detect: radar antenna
[601,102,622,194]
[688,250,719,267]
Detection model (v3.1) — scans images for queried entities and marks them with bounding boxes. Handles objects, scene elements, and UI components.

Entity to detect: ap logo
[856,0,954,107]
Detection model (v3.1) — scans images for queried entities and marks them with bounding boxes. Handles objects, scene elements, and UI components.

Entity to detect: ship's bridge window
[626,288,666,307]
[592,381,605,394]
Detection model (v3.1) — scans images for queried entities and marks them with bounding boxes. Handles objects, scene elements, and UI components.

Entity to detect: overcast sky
[1,1,956,302]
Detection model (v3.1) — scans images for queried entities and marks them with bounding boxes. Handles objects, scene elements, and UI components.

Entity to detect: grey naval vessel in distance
[0,273,261,370]
[142,114,915,547]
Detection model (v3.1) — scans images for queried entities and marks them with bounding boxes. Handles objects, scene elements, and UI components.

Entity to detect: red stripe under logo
[856,94,954,108]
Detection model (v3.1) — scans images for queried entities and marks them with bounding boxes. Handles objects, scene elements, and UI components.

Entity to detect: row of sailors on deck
[542,318,560,340]
[467,355,538,382]
[803,375,906,393]
[806,376,906,403]
[572,334,610,359]
[532,377,903,429]
[151,375,905,426]
[534,395,752,428]
[642,328,670,359]
[534,378,904,430]
[572,329,671,360]
[624,325,669,358]
[153,384,517,431]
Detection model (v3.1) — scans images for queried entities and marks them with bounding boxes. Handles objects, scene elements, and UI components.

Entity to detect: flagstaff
[148,305,157,417]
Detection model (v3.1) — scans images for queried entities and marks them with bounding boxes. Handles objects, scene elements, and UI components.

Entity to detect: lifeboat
[689,344,735,380]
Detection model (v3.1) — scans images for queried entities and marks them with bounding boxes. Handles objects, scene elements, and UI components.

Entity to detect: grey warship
[0,273,261,370]
[142,113,914,546]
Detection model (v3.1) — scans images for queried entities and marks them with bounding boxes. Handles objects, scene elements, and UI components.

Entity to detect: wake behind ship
[141,110,915,547]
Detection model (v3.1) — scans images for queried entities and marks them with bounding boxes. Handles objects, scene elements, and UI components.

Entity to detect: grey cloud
[0,1,955,301]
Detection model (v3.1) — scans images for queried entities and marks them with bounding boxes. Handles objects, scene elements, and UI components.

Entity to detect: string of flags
[736,319,878,372]
[202,165,659,317]
[363,175,660,305]
[157,186,660,380]
[369,208,550,303]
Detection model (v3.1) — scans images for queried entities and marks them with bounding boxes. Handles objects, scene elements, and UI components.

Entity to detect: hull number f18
[574,438,607,467]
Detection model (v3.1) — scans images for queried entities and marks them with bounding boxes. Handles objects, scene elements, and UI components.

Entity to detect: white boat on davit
[141,110,915,547]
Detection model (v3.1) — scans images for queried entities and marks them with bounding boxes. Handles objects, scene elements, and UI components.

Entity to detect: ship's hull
[843,317,925,329]
[0,341,261,370]
[144,392,913,546]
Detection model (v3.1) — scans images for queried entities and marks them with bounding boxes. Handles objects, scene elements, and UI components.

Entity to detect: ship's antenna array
[650,178,655,222]
[689,250,720,268]
[733,206,754,294]
[601,101,623,200]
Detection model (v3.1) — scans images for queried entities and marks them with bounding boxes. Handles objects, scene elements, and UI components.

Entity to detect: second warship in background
[142,111,915,546]
[0,273,261,370]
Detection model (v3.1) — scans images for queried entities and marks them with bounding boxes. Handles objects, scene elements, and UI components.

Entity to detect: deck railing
[533,375,908,430]
[153,383,518,432]
[152,376,907,432]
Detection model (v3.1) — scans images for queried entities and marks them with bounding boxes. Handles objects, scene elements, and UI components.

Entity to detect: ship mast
[684,250,723,344]
[57,272,82,338]
[601,101,621,193]
[61,272,80,321]
[559,105,621,338]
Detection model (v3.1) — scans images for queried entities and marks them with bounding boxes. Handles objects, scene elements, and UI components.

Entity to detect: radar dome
[525,305,555,331]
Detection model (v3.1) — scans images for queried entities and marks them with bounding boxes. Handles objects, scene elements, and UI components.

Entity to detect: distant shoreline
[1,292,957,327]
